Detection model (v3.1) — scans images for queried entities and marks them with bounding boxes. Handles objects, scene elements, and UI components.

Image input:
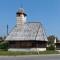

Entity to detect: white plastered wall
[8,48,46,51]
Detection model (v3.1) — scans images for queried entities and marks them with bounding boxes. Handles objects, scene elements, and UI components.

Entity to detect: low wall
[8,48,46,51]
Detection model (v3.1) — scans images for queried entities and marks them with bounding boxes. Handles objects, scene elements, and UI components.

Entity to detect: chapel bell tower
[16,8,27,27]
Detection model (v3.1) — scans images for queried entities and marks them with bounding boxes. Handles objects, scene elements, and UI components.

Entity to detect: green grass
[0,51,37,56]
[0,50,59,56]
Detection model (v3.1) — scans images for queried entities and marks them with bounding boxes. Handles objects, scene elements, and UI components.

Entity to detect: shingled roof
[5,22,47,41]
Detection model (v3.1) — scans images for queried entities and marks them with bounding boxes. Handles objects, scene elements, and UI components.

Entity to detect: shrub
[47,45,55,50]
[0,42,8,51]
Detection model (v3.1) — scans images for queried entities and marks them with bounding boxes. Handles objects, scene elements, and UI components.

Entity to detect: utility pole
[35,25,40,55]
[7,24,9,35]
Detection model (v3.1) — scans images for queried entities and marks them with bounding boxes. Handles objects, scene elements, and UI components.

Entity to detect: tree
[0,36,8,51]
[0,36,4,42]
[47,35,56,50]
[47,35,55,45]
[0,36,6,42]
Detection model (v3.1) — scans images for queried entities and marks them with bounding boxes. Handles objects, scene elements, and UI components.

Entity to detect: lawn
[0,50,59,56]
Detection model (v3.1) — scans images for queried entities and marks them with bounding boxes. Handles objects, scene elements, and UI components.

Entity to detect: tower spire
[20,1,23,9]
[19,0,24,9]
[16,0,27,29]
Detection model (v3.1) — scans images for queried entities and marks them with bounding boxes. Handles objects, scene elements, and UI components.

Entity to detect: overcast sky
[0,0,60,39]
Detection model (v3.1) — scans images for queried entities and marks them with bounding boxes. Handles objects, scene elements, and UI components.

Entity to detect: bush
[0,42,8,51]
[47,45,55,50]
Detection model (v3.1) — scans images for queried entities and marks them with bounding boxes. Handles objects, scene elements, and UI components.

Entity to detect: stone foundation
[8,48,46,51]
